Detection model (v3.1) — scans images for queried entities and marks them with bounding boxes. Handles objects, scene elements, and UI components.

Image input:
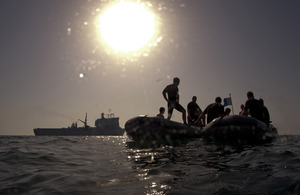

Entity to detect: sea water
[0,135,299,194]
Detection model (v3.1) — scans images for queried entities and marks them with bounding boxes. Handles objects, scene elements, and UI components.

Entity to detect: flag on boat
[223,97,232,107]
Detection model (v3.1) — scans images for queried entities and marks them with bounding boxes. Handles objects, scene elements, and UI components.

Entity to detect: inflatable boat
[125,115,202,141]
[201,115,278,144]
[125,115,278,144]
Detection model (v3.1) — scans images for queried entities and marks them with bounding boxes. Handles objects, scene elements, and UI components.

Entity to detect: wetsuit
[163,84,185,118]
[203,103,224,124]
[244,99,264,122]
[262,105,270,125]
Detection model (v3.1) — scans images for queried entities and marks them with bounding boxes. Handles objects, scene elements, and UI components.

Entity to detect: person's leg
[182,110,187,124]
[188,117,193,125]
[167,102,174,120]
[175,103,187,124]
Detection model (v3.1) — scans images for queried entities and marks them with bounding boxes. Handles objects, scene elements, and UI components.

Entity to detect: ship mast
[78,113,88,128]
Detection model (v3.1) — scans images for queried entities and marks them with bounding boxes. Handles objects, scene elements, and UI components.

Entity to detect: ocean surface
[0,135,299,195]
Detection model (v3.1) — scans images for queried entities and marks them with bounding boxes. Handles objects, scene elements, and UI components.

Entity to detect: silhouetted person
[239,104,245,115]
[259,98,270,126]
[162,77,187,124]
[187,96,203,125]
[224,108,231,116]
[242,91,264,122]
[197,97,224,125]
[156,107,165,118]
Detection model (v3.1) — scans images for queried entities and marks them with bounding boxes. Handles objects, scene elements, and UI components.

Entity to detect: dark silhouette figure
[224,108,231,116]
[156,107,165,118]
[197,97,224,125]
[242,91,264,122]
[259,98,271,126]
[187,96,203,125]
[239,104,245,115]
[162,77,187,124]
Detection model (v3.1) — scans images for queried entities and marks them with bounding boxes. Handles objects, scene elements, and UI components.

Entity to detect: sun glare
[97,2,158,54]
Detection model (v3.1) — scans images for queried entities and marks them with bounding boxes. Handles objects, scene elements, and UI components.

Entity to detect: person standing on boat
[187,96,203,126]
[156,107,165,118]
[162,77,187,124]
[242,91,264,122]
[196,97,224,125]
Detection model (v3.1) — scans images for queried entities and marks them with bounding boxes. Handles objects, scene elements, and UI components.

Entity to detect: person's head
[159,107,165,114]
[259,98,264,106]
[225,108,231,115]
[215,97,222,103]
[192,96,197,102]
[240,104,244,110]
[247,91,254,99]
[173,77,180,86]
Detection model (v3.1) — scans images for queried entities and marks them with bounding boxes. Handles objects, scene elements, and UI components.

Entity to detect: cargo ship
[34,113,125,136]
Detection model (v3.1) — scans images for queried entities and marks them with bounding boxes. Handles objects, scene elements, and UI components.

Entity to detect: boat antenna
[230,93,234,115]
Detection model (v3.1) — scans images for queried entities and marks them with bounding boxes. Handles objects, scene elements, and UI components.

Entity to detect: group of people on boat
[157,77,271,127]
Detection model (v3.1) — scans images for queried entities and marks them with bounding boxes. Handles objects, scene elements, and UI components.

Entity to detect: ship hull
[34,127,125,136]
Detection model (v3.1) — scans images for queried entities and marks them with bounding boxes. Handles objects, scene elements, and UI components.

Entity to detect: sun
[97,1,158,54]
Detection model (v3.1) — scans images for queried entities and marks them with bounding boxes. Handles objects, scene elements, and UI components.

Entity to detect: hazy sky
[1,0,300,135]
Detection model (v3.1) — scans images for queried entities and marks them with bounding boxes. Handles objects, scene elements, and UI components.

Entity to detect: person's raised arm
[162,88,168,102]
